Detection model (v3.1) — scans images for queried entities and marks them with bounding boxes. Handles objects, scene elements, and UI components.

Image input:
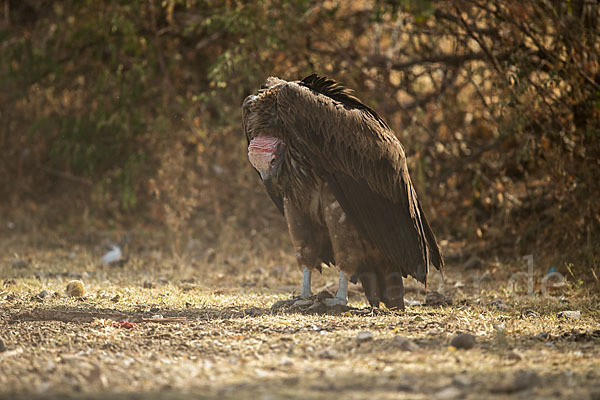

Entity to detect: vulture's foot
[270,290,350,314]
[323,297,347,307]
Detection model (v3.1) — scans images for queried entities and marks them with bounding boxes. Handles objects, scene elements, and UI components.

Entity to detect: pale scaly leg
[324,270,348,306]
[300,267,313,298]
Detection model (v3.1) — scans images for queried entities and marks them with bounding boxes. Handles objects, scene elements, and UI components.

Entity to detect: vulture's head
[243,77,287,182]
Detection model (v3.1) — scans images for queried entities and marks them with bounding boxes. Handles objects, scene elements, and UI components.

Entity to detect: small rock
[356,331,373,343]
[453,281,464,289]
[65,280,85,298]
[435,386,462,400]
[397,383,413,392]
[278,357,293,367]
[452,374,472,387]
[490,370,539,393]
[33,290,51,301]
[404,299,422,307]
[143,281,155,289]
[318,348,338,359]
[0,337,6,352]
[450,333,475,349]
[425,291,452,306]
[392,336,419,351]
[282,376,299,385]
[507,350,523,362]
[111,294,121,302]
[492,370,540,393]
[12,259,28,269]
[557,310,581,320]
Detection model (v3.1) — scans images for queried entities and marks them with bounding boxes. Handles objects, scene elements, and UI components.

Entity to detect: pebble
[318,348,338,359]
[33,290,51,300]
[356,331,373,343]
[450,333,475,349]
[143,281,155,289]
[11,259,28,269]
[452,374,472,387]
[392,336,419,351]
[65,280,85,297]
[435,386,462,400]
[491,370,540,393]
[507,350,523,361]
[425,291,452,306]
[557,310,581,320]
[0,337,6,352]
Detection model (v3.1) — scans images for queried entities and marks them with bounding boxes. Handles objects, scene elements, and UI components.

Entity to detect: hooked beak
[258,169,270,181]
[261,172,278,192]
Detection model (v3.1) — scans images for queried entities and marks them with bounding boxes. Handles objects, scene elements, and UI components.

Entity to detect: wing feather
[276,81,443,282]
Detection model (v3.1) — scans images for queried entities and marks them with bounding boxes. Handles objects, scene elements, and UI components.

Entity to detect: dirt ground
[1,231,599,400]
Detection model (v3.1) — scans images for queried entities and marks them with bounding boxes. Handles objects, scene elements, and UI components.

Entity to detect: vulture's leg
[322,186,365,305]
[324,270,348,306]
[300,267,313,298]
[283,198,332,300]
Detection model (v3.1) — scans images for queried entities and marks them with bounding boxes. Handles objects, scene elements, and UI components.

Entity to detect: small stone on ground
[450,333,475,349]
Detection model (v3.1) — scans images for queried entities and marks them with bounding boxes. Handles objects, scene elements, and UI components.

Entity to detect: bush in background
[0,0,598,279]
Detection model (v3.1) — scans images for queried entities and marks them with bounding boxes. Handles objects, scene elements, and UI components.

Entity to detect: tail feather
[417,200,444,273]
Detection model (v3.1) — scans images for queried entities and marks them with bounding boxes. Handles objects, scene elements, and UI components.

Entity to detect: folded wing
[275,77,443,282]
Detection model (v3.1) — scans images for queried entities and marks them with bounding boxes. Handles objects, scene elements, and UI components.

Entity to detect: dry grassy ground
[0,231,599,400]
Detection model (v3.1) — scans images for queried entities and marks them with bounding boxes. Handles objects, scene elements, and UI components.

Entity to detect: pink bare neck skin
[248,136,282,171]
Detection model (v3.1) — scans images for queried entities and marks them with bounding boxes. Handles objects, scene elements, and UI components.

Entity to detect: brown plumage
[242,74,444,309]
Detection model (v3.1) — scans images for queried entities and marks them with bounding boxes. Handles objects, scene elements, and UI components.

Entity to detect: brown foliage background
[0,0,598,278]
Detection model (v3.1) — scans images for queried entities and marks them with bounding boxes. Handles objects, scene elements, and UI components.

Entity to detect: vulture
[242,74,444,310]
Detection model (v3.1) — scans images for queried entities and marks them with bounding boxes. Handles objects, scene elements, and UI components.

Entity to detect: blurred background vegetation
[0,0,598,280]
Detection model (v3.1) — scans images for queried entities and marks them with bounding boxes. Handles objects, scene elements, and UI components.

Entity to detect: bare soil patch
[1,233,599,399]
